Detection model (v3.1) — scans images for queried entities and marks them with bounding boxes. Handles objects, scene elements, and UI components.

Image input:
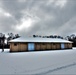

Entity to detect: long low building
[9,37,72,52]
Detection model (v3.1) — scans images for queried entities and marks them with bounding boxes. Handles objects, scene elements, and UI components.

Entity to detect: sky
[0,0,76,37]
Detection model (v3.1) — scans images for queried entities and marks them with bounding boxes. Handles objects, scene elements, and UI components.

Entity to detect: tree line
[33,35,64,39]
[0,33,20,52]
[65,34,76,47]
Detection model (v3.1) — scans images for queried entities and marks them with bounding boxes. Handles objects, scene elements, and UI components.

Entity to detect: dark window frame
[14,43,17,46]
[42,43,46,45]
[52,43,56,45]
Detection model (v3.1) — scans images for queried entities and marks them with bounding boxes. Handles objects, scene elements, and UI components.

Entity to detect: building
[9,37,72,52]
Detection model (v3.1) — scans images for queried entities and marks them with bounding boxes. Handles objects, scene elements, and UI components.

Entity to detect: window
[14,43,17,46]
[53,43,55,45]
[42,43,45,45]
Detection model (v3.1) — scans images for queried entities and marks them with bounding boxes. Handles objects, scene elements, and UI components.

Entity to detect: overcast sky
[0,0,76,37]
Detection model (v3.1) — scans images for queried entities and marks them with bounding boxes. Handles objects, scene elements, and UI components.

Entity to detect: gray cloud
[0,0,76,37]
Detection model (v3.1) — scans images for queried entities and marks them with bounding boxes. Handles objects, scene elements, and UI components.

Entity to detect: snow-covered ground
[0,48,76,74]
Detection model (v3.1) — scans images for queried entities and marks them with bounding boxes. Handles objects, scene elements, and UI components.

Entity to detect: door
[61,43,65,49]
[28,43,35,51]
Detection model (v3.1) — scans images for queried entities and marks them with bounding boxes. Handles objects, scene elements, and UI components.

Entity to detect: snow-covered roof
[9,37,72,43]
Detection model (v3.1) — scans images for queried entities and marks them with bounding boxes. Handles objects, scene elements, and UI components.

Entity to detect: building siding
[10,42,72,52]
[41,43,47,50]
[35,43,41,51]
[19,43,27,52]
[10,43,19,52]
[46,43,52,50]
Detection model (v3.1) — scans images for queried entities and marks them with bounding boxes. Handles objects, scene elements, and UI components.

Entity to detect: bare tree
[7,33,20,44]
[0,33,5,52]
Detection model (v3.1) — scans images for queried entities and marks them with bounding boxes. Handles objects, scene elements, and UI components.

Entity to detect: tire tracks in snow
[18,62,76,74]
[37,62,76,75]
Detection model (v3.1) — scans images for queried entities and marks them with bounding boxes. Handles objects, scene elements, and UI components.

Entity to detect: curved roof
[9,37,72,43]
